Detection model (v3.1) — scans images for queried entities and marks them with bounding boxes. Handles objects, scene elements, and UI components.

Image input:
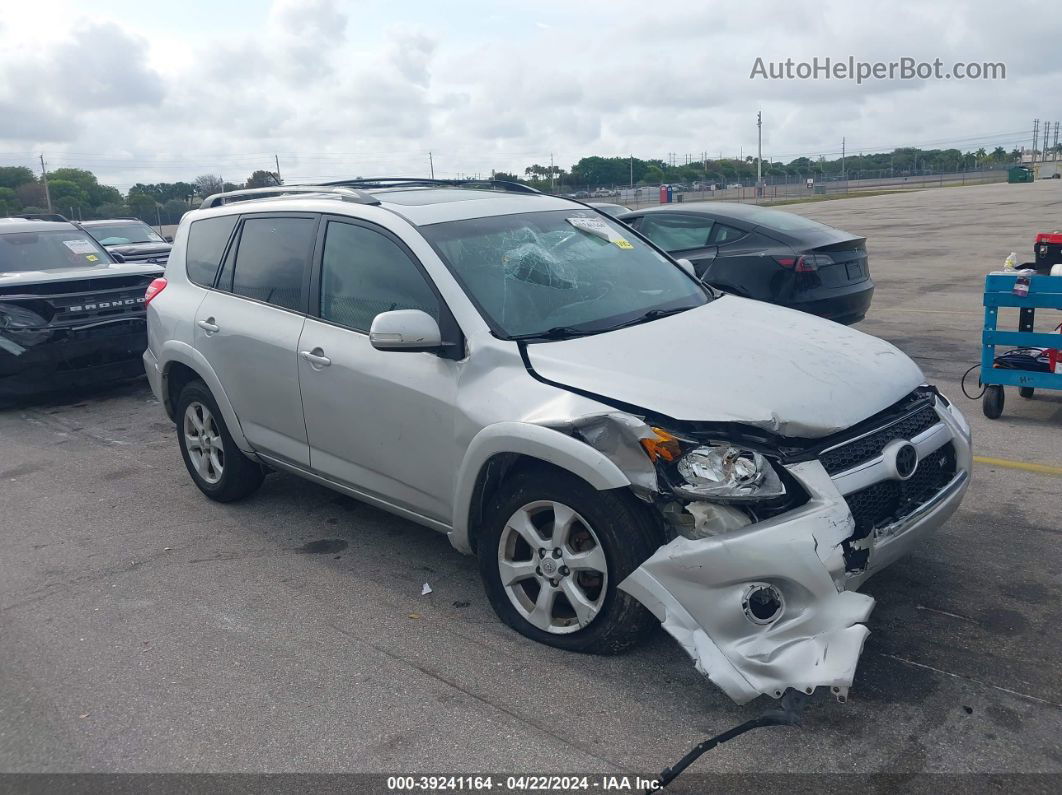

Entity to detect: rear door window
[710,223,746,245]
[226,216,317,312]
[639,214,714,252]
[185,215,238,287]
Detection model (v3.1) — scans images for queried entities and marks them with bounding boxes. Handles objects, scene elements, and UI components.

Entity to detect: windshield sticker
[63,239,97,255]
[566,216,633,249]
[85,254,99,262]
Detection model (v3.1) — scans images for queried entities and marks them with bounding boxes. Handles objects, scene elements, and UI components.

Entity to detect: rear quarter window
[185,215,238,287]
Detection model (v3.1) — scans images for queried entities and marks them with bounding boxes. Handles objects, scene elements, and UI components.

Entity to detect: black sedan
[619,202,874,324]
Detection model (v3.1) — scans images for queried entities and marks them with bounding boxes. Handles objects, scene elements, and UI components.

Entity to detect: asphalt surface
[2,180,1061,786]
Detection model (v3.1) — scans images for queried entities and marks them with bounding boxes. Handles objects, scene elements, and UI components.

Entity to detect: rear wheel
[176,380,263,502]
[478,468,661,655]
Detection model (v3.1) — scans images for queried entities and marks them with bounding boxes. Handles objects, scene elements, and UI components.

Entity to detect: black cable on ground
[645,690,809,794]
[961,363,985,400]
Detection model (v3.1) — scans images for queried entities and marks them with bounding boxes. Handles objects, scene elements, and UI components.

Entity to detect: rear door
[296,217,461,522]
[194,213,318,467]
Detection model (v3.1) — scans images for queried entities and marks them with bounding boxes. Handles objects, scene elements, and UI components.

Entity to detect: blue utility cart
[981,273,1062,418]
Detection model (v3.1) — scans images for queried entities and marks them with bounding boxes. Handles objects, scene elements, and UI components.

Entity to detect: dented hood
[525,295,924,438]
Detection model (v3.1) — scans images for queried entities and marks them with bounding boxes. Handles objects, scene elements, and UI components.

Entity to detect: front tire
[478,468,662,655]
[176,380,264,502]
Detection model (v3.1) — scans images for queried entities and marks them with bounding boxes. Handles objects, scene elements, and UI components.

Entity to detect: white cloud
[0,0,1058,191]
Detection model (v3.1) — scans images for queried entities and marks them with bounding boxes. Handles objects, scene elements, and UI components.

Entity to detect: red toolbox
[1033,233,1062,273]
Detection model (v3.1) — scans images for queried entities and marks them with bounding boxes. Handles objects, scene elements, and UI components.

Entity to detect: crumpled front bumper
[619,403,971,704]
[0,318,148,398]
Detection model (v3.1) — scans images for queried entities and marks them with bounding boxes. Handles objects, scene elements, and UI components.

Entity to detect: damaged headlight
[674,444,786,502]
[639,427,788,504]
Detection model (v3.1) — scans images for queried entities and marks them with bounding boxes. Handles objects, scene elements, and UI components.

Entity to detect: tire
[175,380,264,502]
[1019,386,1035,399]
[982,384,1005,419]
[478,467,663,655]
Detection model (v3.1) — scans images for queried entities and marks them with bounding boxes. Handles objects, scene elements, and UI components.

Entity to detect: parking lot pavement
[2,180,1061,781]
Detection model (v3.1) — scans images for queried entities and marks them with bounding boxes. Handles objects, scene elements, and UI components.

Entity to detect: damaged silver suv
[144,179,971,704]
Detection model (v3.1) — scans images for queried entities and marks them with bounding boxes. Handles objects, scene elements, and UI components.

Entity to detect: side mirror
[110,251,126,263]
[369,309,442,352]
[163,235,174,243]
[675,258,696,278]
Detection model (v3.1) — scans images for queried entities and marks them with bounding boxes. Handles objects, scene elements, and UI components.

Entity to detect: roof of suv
[0,217,81,234]
[80,218,151,226]
[193,185,585,227]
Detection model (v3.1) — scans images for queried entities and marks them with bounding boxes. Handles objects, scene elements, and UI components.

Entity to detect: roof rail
[15,212,71,223]
[321,177,541,195]
[199,185,381,209]
[82,216,149,223]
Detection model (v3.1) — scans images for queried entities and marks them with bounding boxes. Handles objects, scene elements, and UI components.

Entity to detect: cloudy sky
[1,0,1058,191]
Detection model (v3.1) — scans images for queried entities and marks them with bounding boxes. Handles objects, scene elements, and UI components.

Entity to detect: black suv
[80,217,172,264]
[0,217,164,398]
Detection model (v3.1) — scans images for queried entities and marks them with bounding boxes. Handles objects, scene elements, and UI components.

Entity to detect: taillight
[144,277,167,305]
[774,254,831,272]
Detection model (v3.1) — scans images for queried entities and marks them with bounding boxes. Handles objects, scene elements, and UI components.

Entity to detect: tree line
[0,143,1038,226]
[0,168,280,225]
[504,145,1033,191]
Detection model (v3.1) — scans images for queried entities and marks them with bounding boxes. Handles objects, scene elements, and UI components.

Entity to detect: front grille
[45,279,154,325]
[820,403,940,475]
[841,442,957,572]
[120,251,168,263]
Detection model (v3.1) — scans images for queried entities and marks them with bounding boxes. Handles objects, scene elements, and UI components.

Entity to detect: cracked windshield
[423,209,707,339]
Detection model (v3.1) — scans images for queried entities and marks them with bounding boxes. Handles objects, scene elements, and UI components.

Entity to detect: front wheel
[478,468,662,655]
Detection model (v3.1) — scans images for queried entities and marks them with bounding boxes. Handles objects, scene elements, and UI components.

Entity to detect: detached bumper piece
[621,461,874,704]
[621,398,971,705]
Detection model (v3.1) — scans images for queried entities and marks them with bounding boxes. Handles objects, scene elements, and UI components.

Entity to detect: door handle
[197,319,219,334]
[299,349,331,367]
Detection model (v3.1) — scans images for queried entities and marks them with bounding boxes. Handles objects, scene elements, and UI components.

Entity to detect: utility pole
[629,154,633,189]
[841,136,846,181]
[1032,119,1040,165]
[39,154,52,212]
[428,151,434,179]
[550,153,555,192]
[756,111,762,186]
[1054,122,1060,161]
[274,154,282,184]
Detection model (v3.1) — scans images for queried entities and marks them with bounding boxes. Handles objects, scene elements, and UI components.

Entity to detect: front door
[297,218,460,522]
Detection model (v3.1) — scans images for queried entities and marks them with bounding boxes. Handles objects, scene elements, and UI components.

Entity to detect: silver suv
[144,180,971,704]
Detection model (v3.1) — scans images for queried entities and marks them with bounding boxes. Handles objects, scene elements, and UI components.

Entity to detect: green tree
[0,166,35,190]
[15,183,46,208]
[162,198,189,224]
[94,202,131,219]
[193,174,225,196]
[246,170,281,188]
[0,186,19,215]
[128,193,158,224]
[47,179,89,215]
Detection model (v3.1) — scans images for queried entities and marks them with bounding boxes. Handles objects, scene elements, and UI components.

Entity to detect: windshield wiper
[603,305,695,331]
[508,325,604,342]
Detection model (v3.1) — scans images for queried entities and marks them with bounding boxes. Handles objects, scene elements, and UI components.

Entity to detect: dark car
[588,201,632,218]
[0,218,164,398]
[80,218,172,264]
[618,202,874,324]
